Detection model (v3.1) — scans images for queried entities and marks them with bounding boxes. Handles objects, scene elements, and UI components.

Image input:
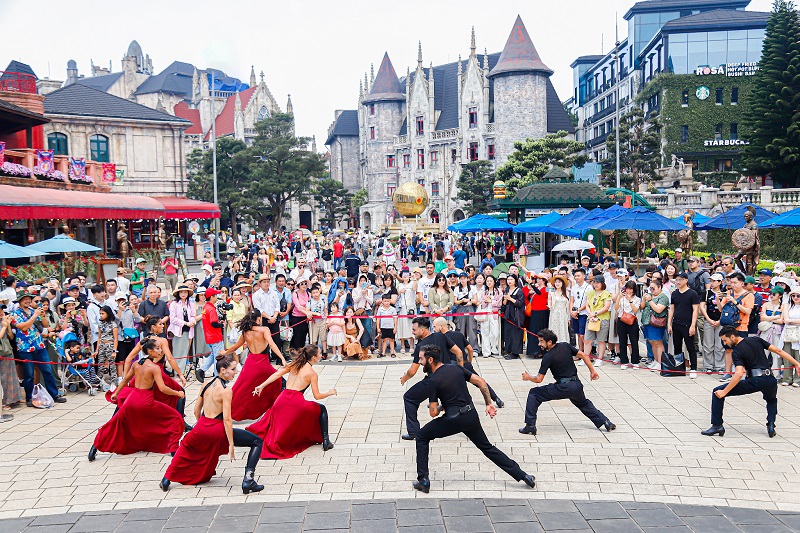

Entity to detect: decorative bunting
[36,149,54,174]
[69,157,86,180]
[102,163,117,183]
[0,142,5,166]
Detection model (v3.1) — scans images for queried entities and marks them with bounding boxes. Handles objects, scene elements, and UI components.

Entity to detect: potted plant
[0,161,33,179]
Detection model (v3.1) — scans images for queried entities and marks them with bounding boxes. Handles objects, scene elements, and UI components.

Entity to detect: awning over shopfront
[0,184,165,220]
[153,196,220,219]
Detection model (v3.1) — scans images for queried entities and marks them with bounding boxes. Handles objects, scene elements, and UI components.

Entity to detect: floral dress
[96,321,118,384]
[548,291,571,345]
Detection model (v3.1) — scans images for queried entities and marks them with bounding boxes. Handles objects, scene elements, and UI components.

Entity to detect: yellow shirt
[586,289,612,320]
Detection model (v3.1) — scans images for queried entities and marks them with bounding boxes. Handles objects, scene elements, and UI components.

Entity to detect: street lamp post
[614,19,621,190]
[211,71,220,260]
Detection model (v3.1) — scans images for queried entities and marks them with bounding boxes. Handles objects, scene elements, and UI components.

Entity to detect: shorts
[584,319,609,342]
[571,315,588,335]
[380,327,395,341]
[642,324,666,342]
[309,321,327,345]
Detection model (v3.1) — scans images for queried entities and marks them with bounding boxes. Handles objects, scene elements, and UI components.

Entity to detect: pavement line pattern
[1,355,799,519]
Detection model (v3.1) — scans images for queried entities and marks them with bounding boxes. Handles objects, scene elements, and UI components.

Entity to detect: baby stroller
[56,332,99,396]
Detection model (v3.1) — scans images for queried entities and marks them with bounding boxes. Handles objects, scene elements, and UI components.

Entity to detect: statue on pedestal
[734,206,760,275]
[676,210,695,257]
[156,217,168,253]
[117,222,132,264]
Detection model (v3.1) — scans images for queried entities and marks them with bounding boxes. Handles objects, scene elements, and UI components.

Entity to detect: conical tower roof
[489,15,553,78]
[363,53,405,104]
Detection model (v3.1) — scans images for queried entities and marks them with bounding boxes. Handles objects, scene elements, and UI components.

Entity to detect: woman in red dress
[220,311,285,421]
[160,355,264,494]
[247,344,336,459]
[88,338,185,461]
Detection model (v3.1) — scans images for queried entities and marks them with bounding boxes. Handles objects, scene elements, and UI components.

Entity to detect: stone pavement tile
[208,514,259,532]
[493,522,545,533]
[484,498,528,507]
[537,512,591,531]
[738,525,794,533]
[123,507,175,521]
[627,509,685,528]
[720,507,784,525]
[351,502,395,520]
[214,502,263,516]
[621,502,669,511]
[399,527,445,533]
[114,520,167,533]
[396,508,443,527]
[576,502,629,520]
[588,518,644,532]
[258,505,306,523]
[0,518,31,533]
[486,505,537,523]
[163,510,217,529]
[640,527,693,532]
[28,513,83,526]
[774,514,800,530]
[439,499,487,517]
[253,523,301,533]
[529,499,578,513]
[302,511,350,530]
[68,513,125,532]
[305,500,351,513]
[21,526,72,533]
[442,515,494,533]
[350,518,398,533]
[681,515,743,532]
[666,504,722,517]
[155,528,207,533]
[395,498,433,510]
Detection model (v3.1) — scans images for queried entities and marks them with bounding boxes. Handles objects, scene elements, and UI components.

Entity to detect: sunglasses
[793,295,800,299]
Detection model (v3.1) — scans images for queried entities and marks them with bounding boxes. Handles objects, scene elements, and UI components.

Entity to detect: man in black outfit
[344,249,361,280]
[668,271,701,377]
[432,317,504,408]
[702,326,800,438]
[400,317,463,441]
[413,345,535,493]
[519,329,615,435]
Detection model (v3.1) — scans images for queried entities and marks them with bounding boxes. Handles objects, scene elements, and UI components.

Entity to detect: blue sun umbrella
[26,234,101,254]
[571,204,631,231]
[448,214,514,233]
[759,206,800,228]
[593,207,689,231]
[0,240,40,259]
[513,211,580,236]
[694,203,777,230]
[548,207,591,231]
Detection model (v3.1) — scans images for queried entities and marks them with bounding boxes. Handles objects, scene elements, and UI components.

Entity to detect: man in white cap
[115,267,131,295]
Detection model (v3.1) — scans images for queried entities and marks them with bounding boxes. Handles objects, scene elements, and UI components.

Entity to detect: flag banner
[36,150,54,174]
[0,142,5,166]
[102,163,117,183]
[69,157,86,180]
[114,168,125,186]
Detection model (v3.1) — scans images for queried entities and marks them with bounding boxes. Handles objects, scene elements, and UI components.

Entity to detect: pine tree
[456,160,495,215]
[741,0,800,186]
[601,107,662,191]
[313,178,354,228]
[496,131,588,191]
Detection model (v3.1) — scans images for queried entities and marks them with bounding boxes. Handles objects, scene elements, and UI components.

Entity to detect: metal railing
[0,71,37,94]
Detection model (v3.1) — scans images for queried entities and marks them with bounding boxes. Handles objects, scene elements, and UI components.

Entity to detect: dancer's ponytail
[237,310,260,333]
[287,344,319,372]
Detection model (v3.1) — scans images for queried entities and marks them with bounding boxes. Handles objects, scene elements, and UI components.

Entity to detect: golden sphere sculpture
[392,182,430,216]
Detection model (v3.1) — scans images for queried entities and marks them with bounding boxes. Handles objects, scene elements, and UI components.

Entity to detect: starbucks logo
[696,86,710,100]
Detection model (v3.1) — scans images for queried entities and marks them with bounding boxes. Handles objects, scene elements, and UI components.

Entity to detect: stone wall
[330,136,360,192]
[492,73,547,165]
[363,100,404,204]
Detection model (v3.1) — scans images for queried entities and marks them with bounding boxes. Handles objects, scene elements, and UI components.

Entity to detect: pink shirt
[292,290,311,318]
[326,317,345,334]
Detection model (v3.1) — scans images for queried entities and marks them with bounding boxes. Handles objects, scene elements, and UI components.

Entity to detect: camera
[218,302,234,312]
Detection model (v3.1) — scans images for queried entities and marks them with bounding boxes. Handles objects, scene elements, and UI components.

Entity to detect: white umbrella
[551,240,594,252]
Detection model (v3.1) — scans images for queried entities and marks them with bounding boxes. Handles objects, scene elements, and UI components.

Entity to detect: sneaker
[595,359,603,367]
[620,364,629,370]
[648,361,660,370]
[781,381,790,387]
[577,360,586,366]
[337,354,343,362]
[0,414,13,423]
[689,371,697,379]
[705,369,713,374]
[611,356,621,364]
[719,374,732,383]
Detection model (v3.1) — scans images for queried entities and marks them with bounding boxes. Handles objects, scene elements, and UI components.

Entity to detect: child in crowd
[64,339,101,386]
[95,306,119,387]
[326,302,345,362]
[377,294,398,358]
[308,285,328,355]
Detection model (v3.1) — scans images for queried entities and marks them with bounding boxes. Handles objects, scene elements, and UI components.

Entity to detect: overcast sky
[3,0,773,148]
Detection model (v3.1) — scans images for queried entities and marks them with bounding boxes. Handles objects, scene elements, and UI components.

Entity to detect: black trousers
[289,315,308,350]
[616,319,641,364]
[403,377,430,437]
[524,380,608,428]
[416,408,524,482]
[233,428,263,472]
[672,323,698,370]
[463,361,500,403]
[711,374,777,426]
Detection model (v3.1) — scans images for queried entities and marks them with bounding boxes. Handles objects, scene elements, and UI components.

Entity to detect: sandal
[391,353,397,358]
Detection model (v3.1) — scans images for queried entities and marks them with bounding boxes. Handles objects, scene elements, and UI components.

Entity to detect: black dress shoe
[401,434,416,441]
[88,445,97,462]
[159,477,170,492]
[767,422,776,438]
[503,354,519,360]
[522,474,536,488]
[195,368,204,383]
[495,398,504,409]
[603,420,616,432]
[701,425,725,437]
[25,400,33,407]
[412,479,430,493]
[323,439,335,451]
[519,424,537,435]
[54,397,67,404]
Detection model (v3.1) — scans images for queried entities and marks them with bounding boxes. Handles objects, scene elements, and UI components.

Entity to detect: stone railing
[486,123,495,133]
[394,134,409,145]
[431,128,458,141]
[641,186,800,217]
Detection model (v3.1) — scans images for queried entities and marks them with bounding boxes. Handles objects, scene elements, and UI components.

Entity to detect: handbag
[122,328,139,341]
[620,312,636,326]
[279,323,294,342]
[31,383,54,409]
[649,314,667,327]
[784,325,800,343]
[587,318,602,332]
[475,303,491,322]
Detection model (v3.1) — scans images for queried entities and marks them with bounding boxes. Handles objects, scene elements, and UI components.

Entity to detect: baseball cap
[689,256,700,262]
[759,268,773,276]
[16,280,29,288]
[205,287,222,297]
[498,273,508,279]
[136,257,147,264]
[607,262,618,269]
[771,286,785,295]
[675,248,683,253]
[774,262,787,273]
[444,255,454,261]
[446,270,459,277]
[710,273,725,282]
[201,264,213,272]
[676,272,689,279]
[115,294,128,301]
[744,276,756,285]
[67,284,79,291]
[616,269,627,277]
[459,271,468,277]
[594,275,606,284]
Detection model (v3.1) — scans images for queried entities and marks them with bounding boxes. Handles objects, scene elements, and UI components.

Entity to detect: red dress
[107,365,182,411]
[246,389,322,459]
[164,415,229,485]
[93,387,183,455]
[231,352,281,421]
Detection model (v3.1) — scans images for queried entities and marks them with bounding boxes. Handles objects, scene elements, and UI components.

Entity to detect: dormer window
[416,116,424,136]
[468,107,478,129]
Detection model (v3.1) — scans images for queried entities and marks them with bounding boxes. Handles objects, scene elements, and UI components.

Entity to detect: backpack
[748,291,763,329]
[279,291,288,314]
[689,271,707,297]
[720,294,745,326]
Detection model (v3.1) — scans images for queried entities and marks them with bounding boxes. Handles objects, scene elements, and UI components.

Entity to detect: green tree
[313,178,354,228]
[496,131,588,191]
[351,188,368,227]
[186,138,251,240]
[247,114,327,230]
[741,0,800,187]
[456,160,495,215]
[601,107,662,190]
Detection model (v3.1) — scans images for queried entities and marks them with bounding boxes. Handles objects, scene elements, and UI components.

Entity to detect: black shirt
[732,336,772,370]
[538,342,579,380]
[704,290,722,321]
[428,364,475,412]
[344,255,361,279]
[445,330,468,354]
[412,332,456,366]
[670,288,700,326]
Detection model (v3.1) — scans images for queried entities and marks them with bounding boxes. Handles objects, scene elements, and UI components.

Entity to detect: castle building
[326,16,574,231]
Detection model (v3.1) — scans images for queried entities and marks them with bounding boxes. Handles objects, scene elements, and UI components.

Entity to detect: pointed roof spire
[370,63,374,86]
[286,94,293,115]
[250,65,256,87]
[260,70,265,83]
[483,48,489,70]
[364,52,405,103]
[488,15,553,78]
[470,26,476,56]
[417,41,423,67]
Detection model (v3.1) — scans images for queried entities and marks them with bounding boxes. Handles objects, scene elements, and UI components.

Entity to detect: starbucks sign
[696,86,710,100]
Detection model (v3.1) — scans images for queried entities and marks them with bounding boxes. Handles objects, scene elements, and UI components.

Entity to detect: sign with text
[695,62,759,77]
[703,139,750,147]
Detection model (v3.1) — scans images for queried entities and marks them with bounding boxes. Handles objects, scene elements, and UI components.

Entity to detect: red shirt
[333,241,344,258]
[523,285,548,311]
[202,301,223,345]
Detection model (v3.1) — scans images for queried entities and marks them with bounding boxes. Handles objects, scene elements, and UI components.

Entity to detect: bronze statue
[627,229,646,260]
[156,217,168,253]
[676,210,695,257]
[733,206,760,275]
[117,222,132,264]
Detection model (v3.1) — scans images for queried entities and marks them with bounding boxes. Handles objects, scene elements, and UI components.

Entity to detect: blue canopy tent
[0,240,39,260]
[513,211,580,237]
[694,203,778,230]
[571,204,631,231]
[760,206,800,228]
[548,207,591,231]
[672,213,711,226]
[26,235,102,281]
[593,207,688,231]
[448,214,515,233]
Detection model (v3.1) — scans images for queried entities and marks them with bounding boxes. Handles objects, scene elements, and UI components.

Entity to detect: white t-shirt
[377,305,398,329]
[417,275,436,305]
[571,282,590,316]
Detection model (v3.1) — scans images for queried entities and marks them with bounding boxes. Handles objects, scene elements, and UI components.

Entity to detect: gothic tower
[488,15,553,165]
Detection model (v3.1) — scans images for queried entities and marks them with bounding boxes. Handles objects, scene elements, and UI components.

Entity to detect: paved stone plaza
[1,355,800,530]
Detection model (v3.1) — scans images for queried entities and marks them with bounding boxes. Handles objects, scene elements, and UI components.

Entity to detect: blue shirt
[480,257,497,271]
[11,307,45,353]
[452,249,467,270]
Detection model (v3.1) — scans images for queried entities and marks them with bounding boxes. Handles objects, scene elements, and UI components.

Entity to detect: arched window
[257,105,269,121]
[47,132,68,155]
[430,209,440,224]
[90,134,109,163]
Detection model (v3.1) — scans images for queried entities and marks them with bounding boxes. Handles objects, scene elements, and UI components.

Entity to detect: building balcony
[586,131,611,149]
[431,128,459,141]
[393,134,409,146]
[1,148,112,192]
[486,123,495,133]
[0,72,37,94]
